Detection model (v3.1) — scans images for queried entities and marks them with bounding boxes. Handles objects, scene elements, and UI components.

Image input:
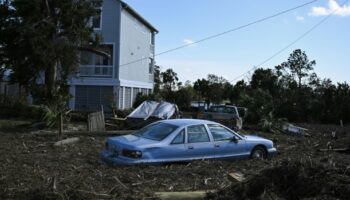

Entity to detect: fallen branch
[113,176,128,189]
[318,148,349,153]
[131,178,157,186]
[76,189,111,198]
[53,137,79,147]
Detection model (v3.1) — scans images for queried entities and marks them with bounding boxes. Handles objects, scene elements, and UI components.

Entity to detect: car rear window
[132,122,179,141]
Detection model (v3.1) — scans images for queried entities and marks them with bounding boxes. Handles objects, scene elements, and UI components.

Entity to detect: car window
[226,107,236,114]
[208,124,235,141]
[187,125,210,143]
[171,129,185,144]
[209,106,217,112]
[132,122,178,141]
[217,106,225,113]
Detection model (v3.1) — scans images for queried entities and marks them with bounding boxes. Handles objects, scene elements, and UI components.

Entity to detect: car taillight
[122,149,142,158]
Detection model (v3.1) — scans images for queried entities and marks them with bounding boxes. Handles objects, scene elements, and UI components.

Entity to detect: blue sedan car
[101,119,277,166]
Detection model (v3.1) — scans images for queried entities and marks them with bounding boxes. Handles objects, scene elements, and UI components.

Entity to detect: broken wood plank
[110,116,127,121]
[88,110,105,132]
[228,172,245,182]
[53,137,79,147]
[155,191,214,200]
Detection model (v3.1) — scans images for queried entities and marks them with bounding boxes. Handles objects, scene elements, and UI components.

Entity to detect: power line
[119,0,319,68]
[230,0,349,83]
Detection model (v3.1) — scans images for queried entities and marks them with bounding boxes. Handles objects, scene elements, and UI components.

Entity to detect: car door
[151,129,187,162]
[185,124,216,160]
[207,124,248,159]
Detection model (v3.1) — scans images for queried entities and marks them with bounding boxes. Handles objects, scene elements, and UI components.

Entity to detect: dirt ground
[0,120,349,200]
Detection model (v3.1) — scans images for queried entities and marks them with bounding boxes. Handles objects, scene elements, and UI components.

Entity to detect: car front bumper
[267,147,278,157]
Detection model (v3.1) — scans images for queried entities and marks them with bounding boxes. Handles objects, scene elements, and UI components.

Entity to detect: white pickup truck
[202,105,247,130]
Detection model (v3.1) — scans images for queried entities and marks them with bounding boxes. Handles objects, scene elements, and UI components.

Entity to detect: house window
[92,7,102,29]
[80,44,113,66]
[149,58,153,74]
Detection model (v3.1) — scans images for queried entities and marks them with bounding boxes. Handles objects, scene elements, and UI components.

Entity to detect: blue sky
[123,0,350,84]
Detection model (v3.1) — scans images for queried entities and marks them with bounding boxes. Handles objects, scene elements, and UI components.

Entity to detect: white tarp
[127,100,178,120]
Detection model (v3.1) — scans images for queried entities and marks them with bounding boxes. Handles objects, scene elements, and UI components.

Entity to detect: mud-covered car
[101,119,276,166]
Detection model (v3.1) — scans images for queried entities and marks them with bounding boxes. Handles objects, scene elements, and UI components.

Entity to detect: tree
[1,0,101,104]
[175,81,195,110]
[153,65,161,94]
[207,74,227,106]
[161,68,179,91]
[193,78,209,108]
[238,88,273,123]
[1,0,101,138]
[160,68,179,102]
[250,68,278,96]
[276,49,316,88]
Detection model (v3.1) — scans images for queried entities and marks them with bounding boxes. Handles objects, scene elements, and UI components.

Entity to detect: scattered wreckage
[101,119,277,166]
[282,123,309,136]
[125,100,180,129]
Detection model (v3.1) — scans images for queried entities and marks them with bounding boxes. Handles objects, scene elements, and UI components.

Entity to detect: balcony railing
[79,65,113,78]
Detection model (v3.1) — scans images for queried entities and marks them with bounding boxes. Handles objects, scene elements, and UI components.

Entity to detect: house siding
[119,9,154,85]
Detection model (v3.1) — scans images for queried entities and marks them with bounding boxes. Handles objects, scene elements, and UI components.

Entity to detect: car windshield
[132,122,179,141]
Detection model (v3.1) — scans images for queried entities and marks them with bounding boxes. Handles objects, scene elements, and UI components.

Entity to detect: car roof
[159,119,218,127]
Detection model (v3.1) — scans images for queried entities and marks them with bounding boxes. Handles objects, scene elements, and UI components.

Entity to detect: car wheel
[251,146,267,159]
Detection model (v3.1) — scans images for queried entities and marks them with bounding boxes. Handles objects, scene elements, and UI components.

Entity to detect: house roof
[120,1,158,33]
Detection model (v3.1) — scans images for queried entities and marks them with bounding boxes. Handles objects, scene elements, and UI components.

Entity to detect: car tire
[250,146,267,159]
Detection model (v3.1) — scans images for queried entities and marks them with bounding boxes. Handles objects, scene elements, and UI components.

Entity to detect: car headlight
[122,149,142,158]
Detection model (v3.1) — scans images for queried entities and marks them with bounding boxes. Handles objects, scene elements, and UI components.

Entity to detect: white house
[68,0,158,112]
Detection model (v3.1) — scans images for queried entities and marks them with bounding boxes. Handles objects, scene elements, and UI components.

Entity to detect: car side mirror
[231,136,239,143]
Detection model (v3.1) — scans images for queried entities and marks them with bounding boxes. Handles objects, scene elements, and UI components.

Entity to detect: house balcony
[79,65,113,78]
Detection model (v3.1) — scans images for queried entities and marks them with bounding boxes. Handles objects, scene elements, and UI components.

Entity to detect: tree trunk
[45,62,57,102]
[58,112,63,140]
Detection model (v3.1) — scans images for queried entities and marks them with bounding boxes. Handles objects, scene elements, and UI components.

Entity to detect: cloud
[309,0,350,17]
[183,39,197,47]
[296,16,305,21]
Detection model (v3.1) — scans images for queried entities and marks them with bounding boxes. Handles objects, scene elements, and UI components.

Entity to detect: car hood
[108,134,157,149]
[244,135,269,142]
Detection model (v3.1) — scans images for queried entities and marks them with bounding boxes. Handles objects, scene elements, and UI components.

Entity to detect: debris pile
[0,121,349,199]
[208,160,350,200]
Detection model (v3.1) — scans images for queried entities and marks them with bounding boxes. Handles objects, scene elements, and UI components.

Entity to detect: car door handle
[188,146,194,150]
[215,144,220,148]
